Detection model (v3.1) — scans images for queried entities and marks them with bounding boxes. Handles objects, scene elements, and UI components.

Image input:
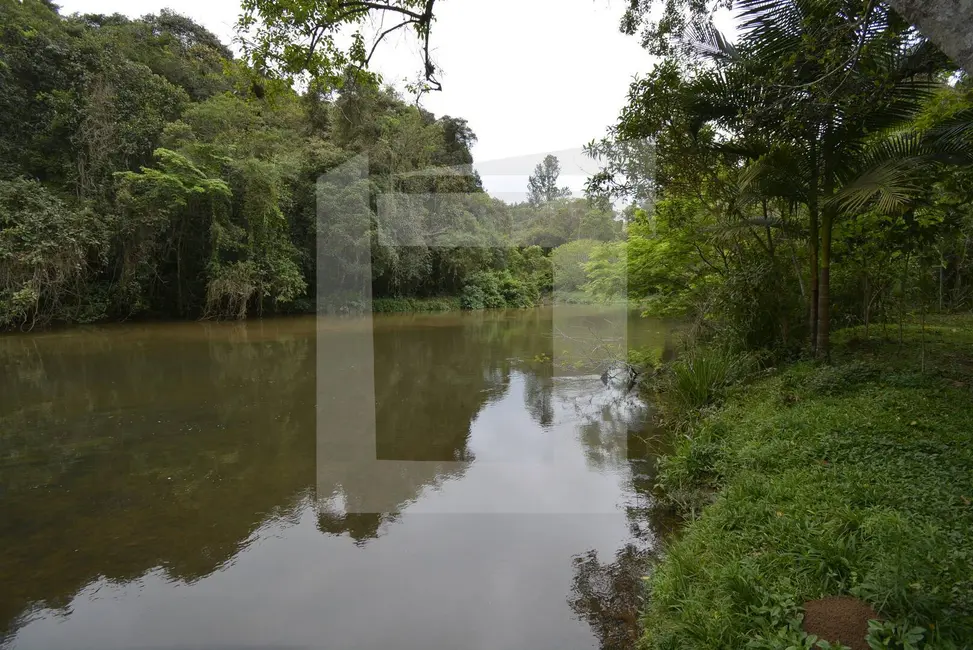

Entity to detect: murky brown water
[0,307,675,650]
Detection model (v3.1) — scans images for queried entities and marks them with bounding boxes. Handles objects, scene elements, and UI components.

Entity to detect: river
[0,306,676,650]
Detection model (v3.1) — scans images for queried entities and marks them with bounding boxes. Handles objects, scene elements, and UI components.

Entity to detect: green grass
[370,296,463,313]
[643,318,973,650]
[658,347,756,424]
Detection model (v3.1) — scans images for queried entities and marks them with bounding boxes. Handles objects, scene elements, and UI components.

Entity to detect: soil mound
[802,596,879,650]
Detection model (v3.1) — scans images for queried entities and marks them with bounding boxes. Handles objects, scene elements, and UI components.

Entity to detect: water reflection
[569,543,653,650]
[0,308,673,650]
[566,387,677,650]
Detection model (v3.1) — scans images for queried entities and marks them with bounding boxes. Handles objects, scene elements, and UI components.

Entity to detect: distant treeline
[0,1,623,328]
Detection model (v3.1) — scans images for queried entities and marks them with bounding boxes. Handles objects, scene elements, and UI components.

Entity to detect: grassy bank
[368,297,463,313]
[643,319,973,649]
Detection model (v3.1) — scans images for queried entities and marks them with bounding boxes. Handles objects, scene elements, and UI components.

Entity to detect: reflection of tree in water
[569,496,682,650]
[0,324,319,643]
[372,314,532,461]
[314,310,556,541]
[568,543,657,650]
[0,310,559,641]
[523,368,555,428]
[552,376,652,473]
[562,380,679,650]
[622,459,682,545]
[567,471,678,650]
[318,511,394,547]
[577,401,640,472]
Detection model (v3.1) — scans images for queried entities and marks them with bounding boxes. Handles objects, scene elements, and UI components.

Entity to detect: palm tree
[680,0,956,357]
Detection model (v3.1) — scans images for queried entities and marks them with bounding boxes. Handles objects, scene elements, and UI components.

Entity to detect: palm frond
[738,145,808,202]
[892,38,955,79]
[830,158,923,214]
[924,107,973,160]
[736,0,807,64]
[685,67,767,134]
[684,20,738,62]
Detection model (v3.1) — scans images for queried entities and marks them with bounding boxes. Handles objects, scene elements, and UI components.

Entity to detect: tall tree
[527,154,571,206]
[599,0,961,357]
[725,0,953,358]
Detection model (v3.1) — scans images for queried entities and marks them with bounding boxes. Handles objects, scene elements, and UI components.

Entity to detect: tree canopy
[590,0,973,358]
[0,1,626,328]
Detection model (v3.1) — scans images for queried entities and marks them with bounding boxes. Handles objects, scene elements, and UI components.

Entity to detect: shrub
[460,284,488,310]
[0,178,108,328]
[460,270,532,310]
[658,346,754,423]
[551,239,599,293]
[499,270,536,308]
[371,296,462,313]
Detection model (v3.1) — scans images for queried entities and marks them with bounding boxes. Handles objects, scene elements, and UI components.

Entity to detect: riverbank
[642,318,973,649]
[4,293,628,332]
[371,296,463,313]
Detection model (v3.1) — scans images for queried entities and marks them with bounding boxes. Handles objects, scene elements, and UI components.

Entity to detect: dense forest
[3,0,971,362]
[0,0,622,328]
[587,1,973,647]
[5,0,973,647]
[210,0,973,362]
[585,0,973,360]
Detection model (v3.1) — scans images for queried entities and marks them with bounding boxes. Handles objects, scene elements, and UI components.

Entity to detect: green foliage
[643,321,973,649]
[500,270,538,308]
[75,59,190,197]
[626,218,694,300]
[865,621,930,650]
[114,148,232,315]
[458,266,545,311]
[206,157,306,318]
[512,197,621,249]
[2,2,625,327]
[371,296,462,313]
[657,346,755,424]
[237,0,439,92]
[596,0,969,360]
[582,241,628,302]
[0,178,108,327]
[551,239,599,293]
[508,245,553,295]
[460,270,507,310]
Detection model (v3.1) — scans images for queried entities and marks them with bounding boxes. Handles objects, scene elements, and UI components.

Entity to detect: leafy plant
[641,323,973,649]
[865,620,927,650]
[659,347,754,421]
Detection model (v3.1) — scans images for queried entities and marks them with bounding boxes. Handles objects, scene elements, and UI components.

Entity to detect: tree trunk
[885,0,973,72]
[863,270,870,338]
[899,254,910,345]
[816,209,833,361]
[955,234,969,304]
[921,301,927,372]
[762,199,775,260]
[808,138,820,354]
[783,203,806,299]
[177,238,183,317]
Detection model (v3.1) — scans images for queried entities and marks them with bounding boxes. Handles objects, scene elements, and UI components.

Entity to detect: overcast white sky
[54,0,731,200]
